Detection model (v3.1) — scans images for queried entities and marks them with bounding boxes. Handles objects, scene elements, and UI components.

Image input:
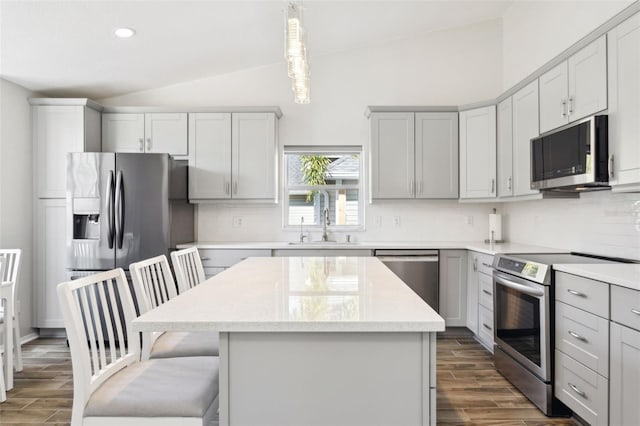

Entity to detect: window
[284,147,363,229]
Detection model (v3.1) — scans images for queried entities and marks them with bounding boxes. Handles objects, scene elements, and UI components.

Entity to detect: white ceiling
[0,0,514,99]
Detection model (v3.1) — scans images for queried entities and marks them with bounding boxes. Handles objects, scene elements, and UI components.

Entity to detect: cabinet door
[497,98,513,198]
[459,106,496,199]
[102,113,145,153]
[610,322,640,426]
[188,113,232,199]
[539,61,569,134]
[608,12,640,190]
[370,112,415,199]
[439,250,467,327]
[466,253,479,334]
[34,105,85,198]
[568,35,607,122]
[415,112,458,199]
[145,113,188,156]
[232,113,277,200]
[512,80,540,197]
[34,199,66,328]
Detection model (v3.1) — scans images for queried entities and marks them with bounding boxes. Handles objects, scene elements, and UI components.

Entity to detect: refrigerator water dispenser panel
[72,197,102,239]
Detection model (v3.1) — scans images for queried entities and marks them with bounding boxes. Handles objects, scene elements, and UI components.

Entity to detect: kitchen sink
[286,241,360,246]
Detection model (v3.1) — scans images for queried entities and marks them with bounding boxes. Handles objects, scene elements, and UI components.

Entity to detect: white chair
[171,247,206,294]
[57,268,219,426]
[0,249,23,374]
[130,255,219,360]
[0,258,6,402]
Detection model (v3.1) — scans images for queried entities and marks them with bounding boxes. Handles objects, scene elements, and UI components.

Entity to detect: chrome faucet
[299,217,307,243]
[321,207,330,241]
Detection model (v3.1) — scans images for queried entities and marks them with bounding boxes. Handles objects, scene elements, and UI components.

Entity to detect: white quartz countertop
[132,257,445,333]
[177,241,565,256]
[553,263,640,291]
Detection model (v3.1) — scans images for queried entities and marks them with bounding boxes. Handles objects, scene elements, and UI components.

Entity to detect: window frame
[282,146,365,232]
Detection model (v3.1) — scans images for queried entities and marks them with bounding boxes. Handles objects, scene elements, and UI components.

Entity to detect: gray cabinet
[188,112,278,201]
[511,80,540,197]
[369,111,458,200]
[439,250,467,327]
[497,98,513,198]
[32,101,101,198]
[610,284,640,426]
[459,106,496,199]
[102,112,188,156]
[610,322,640,426]
[198,248,272,278]
[466,251,494,351]
[539,35,607,134]
[608,12,640,192]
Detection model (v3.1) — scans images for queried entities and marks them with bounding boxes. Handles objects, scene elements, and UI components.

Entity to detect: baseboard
[21,332,40,344]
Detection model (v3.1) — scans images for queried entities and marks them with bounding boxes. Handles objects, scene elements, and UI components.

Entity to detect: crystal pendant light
[285,2,310,104]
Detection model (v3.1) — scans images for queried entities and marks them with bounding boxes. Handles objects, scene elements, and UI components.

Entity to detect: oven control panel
[496,257,549,284]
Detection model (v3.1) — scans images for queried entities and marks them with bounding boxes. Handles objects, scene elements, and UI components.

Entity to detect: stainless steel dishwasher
[374,250,439,311]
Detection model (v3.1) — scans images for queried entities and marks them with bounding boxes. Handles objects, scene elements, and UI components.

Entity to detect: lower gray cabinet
[439,250,467,327]
[610,315,640,426]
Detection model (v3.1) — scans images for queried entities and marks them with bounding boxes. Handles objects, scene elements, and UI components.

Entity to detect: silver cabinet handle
[491,179,495,194]
[567,289,587,298]
[482,323,492,331]
[225,182,230,195]
[482,262,493,268]
[567,96,574,116]
[418,181,423,195]
[482,289,492,296]
[233,181,238,195]
[609,155,614,179]
[138,138,144,152]
[146,137,151,151]
[561,99,567,118]
[473,257,478,272]
[568,383,586,398]
[409,180,415,196]
[631,308,640,316]
[507,176,512,191]
[568,330,587,342]
[200,257,211,261]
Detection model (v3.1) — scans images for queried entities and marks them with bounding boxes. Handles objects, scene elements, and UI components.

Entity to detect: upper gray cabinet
[459,105,496,199]
[188,112,278,201]
[31,99,102,198]
[511,80,540,197]
[608,12,640,192]
[102,112,188,156]
[369,111,458,200]
[539,35,607,134]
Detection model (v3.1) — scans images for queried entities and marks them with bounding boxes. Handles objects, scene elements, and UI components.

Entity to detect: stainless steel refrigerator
[66,153,194,275]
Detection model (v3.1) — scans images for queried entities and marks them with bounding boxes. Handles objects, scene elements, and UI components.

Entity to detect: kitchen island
[132,256,445,426]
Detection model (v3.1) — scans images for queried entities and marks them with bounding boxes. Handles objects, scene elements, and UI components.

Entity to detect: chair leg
[0,351,6,402]
[13,317,22,372]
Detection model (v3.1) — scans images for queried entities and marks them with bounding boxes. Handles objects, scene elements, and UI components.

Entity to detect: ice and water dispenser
[73,198,101,240]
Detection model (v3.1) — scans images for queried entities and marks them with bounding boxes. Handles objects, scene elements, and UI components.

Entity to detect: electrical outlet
[232,216,243,228]
[394,216,401,227]
[467,215,474,225]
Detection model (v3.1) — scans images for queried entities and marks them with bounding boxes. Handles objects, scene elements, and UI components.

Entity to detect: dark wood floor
[0,333,578,425]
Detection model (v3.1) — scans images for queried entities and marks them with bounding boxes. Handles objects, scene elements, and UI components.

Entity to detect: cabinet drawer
[611,285,640,331]
[478,305,494,351]
[555,301,609,377]
[555,272,609,318]
[555,350,608,426]
[198,249,271,268]
[475,252,494,276]
[479,272,493,310]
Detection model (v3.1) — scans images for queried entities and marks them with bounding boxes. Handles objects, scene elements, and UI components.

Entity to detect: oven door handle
[494,274,545,297]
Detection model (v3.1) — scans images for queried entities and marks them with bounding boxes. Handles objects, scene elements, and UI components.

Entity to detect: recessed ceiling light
[114,27,135,38]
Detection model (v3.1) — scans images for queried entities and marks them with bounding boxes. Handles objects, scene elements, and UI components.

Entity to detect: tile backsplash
[504,191,640,261]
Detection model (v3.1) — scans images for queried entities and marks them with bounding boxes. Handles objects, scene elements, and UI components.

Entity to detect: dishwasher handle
[377,256,439,263]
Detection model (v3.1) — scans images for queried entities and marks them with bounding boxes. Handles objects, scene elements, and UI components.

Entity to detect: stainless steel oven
[492,252,620,417]
[494,270,550,381]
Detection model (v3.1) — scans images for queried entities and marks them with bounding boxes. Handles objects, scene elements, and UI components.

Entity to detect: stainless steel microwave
[530,115,609,191]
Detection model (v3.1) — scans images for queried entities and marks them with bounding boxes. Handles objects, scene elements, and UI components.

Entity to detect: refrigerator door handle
[106,171,115,249]
[115,170,125,249]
